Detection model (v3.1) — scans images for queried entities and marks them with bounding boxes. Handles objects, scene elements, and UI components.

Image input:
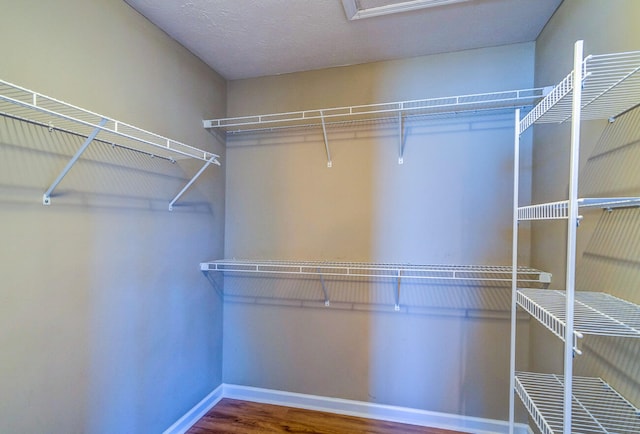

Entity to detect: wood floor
[187,398,466,434]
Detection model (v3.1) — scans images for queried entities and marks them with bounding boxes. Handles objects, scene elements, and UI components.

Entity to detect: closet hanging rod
[204,87,549,133]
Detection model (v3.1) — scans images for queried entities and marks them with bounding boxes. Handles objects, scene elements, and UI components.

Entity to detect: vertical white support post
[398,112,404,164]
[43,117,108,205]
[320,111,332,168]
[508,109,521,434]
[168,156,220,211]
[563,39,584,434]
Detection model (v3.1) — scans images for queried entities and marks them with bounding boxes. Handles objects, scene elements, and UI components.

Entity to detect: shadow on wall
[573,106,640,407]
[575,207,640,406]
[226,111,518,262]
[366,109,522,420]
[0,112,224,432]
[222,108,529,421]
[218,273,547,313]
[0,116,214,214]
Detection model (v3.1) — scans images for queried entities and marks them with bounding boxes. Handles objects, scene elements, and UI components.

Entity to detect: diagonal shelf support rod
[43,117,108,205]
[320,111,332,168]
[169,156,220,211]
[398,112,405,164]
[317,269,330,306]
[395,271,401,311]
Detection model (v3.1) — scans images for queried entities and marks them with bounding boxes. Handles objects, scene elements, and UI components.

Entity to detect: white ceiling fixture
[342,0,473,20]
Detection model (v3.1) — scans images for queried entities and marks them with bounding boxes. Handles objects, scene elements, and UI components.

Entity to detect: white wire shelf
[515,372,640,434]
[204,88,547,134]
[0,78,221,209]
[517,197,640,220]
[520,50,640,132]
[517,289,640,347]
[0,79,219,163]
[200,259,552,283]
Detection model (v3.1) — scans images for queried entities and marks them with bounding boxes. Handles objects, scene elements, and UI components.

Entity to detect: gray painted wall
[0,1,225,432]
[223,43,536,422]
[531,0,640,407]
[3,0,637,431]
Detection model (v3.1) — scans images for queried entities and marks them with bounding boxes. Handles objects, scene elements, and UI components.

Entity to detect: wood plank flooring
[187,398,466,434]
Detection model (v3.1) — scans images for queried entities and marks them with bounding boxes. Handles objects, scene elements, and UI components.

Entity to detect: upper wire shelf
[520,50,640,132]
[200,259,552,283]
[517,197,640,220]
[515,372,640,434]
[0,78,219,163]
[0,78,221,209]
[203,88,548,134]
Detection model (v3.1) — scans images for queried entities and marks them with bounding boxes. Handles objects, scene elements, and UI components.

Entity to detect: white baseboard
[162,384,224,434]
[165,383,531,434]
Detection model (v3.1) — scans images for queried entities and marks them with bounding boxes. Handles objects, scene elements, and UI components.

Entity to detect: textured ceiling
[124,0,563,80]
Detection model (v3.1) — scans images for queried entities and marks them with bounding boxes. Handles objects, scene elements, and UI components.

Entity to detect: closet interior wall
[222,43,537,422]
[0,1,226,433]
[530,0,640,410]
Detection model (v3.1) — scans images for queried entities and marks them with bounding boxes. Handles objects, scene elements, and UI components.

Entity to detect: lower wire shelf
[517,289,640,352]
[201,260,552,311]
[201,259,551,283]
[515,371,640,434]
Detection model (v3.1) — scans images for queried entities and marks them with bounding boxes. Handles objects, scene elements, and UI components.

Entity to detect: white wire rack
[0,79,218,162]
[204,88,547,133]
[202,260,551,311]
[510,42,640,434]
[517,289,640,353]
[201,259,552,283]
[519,50,640,132]
[0,78,220,209]
[517,197,640,220]
[515,372,640,434]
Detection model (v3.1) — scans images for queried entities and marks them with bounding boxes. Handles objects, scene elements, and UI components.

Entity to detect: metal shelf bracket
[318,270,330,306]
[398,112,405,164]
[43,117,108,205]
[395,273,401,311]
[168,156,220,211]
[320,111,332,168]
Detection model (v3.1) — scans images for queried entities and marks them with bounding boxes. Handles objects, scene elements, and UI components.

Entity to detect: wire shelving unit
[0,78,220,210]
[203,87,548,166]
[509,41,640,434]
[201,259,551,311]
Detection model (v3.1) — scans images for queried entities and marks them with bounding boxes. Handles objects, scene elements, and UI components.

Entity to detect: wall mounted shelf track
[201,259,551,310]
[203,87,548,166]
[0,78,220,210]
[509,41,640,434]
